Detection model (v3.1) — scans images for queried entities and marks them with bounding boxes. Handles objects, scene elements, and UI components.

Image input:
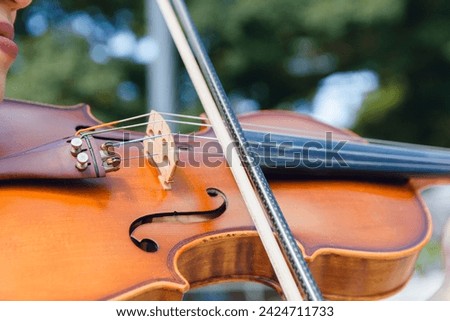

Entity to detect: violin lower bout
[152,230,419,301]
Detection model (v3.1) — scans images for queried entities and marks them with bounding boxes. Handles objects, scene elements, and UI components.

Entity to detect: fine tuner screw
[70,137,83,156]
[76,152,89,171]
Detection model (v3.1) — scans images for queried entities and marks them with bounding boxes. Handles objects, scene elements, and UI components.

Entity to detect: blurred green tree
[8,0,146,121]
[188,0,450,145]
[7,0,450,147]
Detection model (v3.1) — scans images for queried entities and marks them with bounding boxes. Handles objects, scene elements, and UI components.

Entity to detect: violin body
[0,99,431,300]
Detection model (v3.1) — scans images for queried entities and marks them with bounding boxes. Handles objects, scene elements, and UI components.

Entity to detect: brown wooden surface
[0,100,432,300]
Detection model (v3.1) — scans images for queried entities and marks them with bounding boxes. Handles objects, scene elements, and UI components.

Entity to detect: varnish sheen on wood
[0,100,434,300]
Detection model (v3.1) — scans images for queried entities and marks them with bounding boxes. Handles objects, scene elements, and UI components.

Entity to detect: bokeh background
[9,0,450,300]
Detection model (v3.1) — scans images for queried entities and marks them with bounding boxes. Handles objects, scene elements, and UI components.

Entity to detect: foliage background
[189,0,450,146]
[6,0,450,299]
[8,0,450,146]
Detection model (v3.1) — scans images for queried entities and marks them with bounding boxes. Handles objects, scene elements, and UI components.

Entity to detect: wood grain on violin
[0,99,434,300]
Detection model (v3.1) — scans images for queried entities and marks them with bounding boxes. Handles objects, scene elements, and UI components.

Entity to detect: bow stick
[156,0,322,301]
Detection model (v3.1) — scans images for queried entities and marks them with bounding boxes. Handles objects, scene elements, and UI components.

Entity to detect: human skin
[0,0,32,101]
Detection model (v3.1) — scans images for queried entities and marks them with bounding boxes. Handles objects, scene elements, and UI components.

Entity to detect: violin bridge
[144,111,178,190]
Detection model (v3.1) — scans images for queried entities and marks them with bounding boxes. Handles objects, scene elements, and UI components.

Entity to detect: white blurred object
[310,70,379,128]
[430,217,450,300]
[387,270,445,300]
[389,186,450,300]
[422,186,450,239]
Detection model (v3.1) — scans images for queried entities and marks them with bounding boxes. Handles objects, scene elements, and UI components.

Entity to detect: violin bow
[156,0,322,301]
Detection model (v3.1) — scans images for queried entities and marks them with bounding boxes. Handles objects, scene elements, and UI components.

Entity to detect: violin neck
[244,130,450,179]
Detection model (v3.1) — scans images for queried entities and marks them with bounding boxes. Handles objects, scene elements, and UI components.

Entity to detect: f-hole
[129,188,227,253]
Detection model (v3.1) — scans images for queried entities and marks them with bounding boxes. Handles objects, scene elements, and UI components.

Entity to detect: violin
[0,97,441,300]
[0,0,445,301]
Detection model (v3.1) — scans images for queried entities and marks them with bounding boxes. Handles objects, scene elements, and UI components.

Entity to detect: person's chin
[0,48,15,95]
[0,72,6,102]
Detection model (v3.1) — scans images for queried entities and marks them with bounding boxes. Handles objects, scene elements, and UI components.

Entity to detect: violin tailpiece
[0,137,106,180]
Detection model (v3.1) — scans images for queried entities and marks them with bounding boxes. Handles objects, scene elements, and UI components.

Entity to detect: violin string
[76,109,341,140]
[239,122,356,141]
[158,111,450,155]
[111,133,171,146]
[175,134,450,165]
[72,108,409,151]
[154,109,347,140]
[158,110,208,121]
[77,110,210,137]
[76,112,155,136]
[110,134,450,169]
[177,133,218,141]
[80,120,158,138]
[159,110,354,141]
[89,112,450,169]
[246,140,450,164]
[108,131,213,146]
[80,118,212,138]
[117,147,450,171]
[105,127,450,166]
[364,137,450,153]
[77,109,450,155]
[85,113,347,146]
[240,122,450,156]
[77,110,450,164]
[166,118,213,128]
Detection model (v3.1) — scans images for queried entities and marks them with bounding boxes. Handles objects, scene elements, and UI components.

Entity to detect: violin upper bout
[0,98,101,157]
[237,109,366,142]
[195,109,366,144]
